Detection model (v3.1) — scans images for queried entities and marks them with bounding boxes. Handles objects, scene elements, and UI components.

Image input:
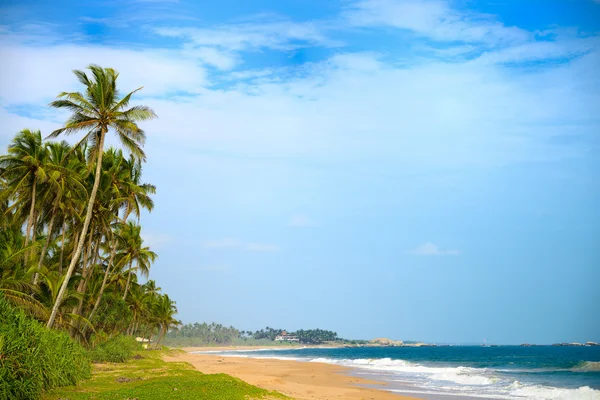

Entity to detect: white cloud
[0,43,208,104]
[202,238,281,252]
[153,18,340,52]
[344,0,529,45]
[1,4,598,173]
[2,40,597,169]
[288,215,318,227]
[407,242,461,256]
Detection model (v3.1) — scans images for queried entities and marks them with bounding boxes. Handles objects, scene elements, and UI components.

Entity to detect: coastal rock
[369,338,404,346]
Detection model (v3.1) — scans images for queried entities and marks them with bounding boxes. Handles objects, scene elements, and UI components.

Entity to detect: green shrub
[89,335,141,363]
[90,294,132,336]
[0,294,91,400]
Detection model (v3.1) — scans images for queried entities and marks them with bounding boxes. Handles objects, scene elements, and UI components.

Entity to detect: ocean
[207,346,600,399]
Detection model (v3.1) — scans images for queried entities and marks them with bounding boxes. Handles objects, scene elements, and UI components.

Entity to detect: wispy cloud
[407,242,461,256]
[344,0,529,45]
[203,238,281,252]
[153,18,340,52]
[288,214,319,227]
[0,44,209,103]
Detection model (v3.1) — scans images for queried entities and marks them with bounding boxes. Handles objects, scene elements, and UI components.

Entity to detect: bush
[90,294,132,336]
[89,334,141,363]
[0,294,91,399]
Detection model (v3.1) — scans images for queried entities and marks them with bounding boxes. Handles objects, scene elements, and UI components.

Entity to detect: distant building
[275,331,300,342]
[136,336,152,349]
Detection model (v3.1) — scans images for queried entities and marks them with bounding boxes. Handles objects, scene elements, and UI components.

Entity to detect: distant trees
[166,324,339,345]
[167,323,241,345]
[294,329,338,344]
[252,326,284,341]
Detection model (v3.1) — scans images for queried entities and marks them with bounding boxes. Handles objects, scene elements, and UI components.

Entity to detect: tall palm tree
[114,222,157,301]
[32,141,87,285]
[0,129,48,249]
[46,65,156,328]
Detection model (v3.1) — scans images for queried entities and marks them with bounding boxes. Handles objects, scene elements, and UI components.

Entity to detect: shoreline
[165,349,419,400]
[181,344,345,352]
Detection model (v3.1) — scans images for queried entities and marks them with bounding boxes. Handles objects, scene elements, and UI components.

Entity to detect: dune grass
[43,349,290,400]
[0,294,91,400]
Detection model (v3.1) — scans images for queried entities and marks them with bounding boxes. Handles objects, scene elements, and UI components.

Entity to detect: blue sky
[1,0,599,345]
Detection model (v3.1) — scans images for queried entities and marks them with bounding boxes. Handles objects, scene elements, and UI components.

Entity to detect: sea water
[206,346,600,399]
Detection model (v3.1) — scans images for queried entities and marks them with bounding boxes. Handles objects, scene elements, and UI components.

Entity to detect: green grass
[43,349,290,400]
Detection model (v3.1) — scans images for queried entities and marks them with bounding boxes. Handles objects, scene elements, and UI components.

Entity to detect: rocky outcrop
[369,338,404,346]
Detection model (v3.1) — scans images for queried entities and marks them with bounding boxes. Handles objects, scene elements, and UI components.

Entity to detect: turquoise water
[209,346,600,399]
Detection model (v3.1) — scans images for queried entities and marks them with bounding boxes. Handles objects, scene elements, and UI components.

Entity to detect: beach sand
[165,347,418,400]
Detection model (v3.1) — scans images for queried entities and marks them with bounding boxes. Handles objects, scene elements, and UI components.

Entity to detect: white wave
[218,352,600,400]
[430,368,497,386]
[307,357,496,385]
[510,384,600,400]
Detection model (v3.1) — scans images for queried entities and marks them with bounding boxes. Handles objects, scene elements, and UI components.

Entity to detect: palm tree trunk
[75,239,100,317]
[47,129,106,329]
[76,233,95,294]
[156,326,166,348]
[58,219,67,276]
[24,176,37,248]
[88,239,118,322]
[33,205,57,285]
[122,261,134,301]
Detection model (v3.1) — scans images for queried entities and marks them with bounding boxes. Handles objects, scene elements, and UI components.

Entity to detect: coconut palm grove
[0,66,182,398]
[0,65,346,400]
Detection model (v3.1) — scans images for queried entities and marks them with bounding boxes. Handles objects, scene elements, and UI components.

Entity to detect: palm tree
[32,141,87,285]
[46,65,156,328]
[0,129,48,250]
[119,154,155,222]
[152,294,180,348]
[112,221,157,301]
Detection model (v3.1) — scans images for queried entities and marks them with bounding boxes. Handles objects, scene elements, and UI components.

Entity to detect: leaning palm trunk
[47,130,106,328]
[75,233,95,295]
[87,240,118,323]
[33,205,57,285]
[156,326,167,348]
[72,237,100,335]
[122,261,134,301]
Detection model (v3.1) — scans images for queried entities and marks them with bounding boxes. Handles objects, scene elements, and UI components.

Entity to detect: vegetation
[0,65,180,398]
[0,294,91,400]
[89,335,141,363]
[44,349,289,400]
[166,323,341,346]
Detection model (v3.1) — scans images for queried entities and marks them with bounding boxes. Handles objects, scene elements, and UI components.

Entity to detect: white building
[275,331,300,342]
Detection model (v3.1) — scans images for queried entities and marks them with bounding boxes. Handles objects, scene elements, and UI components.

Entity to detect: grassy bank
[43,349,289,400]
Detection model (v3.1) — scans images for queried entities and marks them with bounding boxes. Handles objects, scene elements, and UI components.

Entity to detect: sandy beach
[165,347,418,400]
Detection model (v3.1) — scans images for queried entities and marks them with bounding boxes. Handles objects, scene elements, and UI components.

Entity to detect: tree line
[0,65,179,346]
[167,323,340,345]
